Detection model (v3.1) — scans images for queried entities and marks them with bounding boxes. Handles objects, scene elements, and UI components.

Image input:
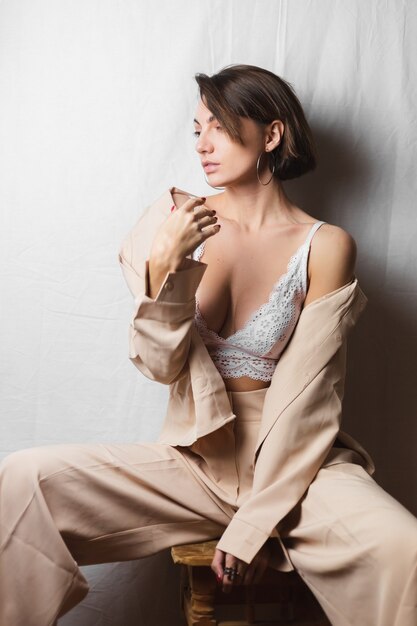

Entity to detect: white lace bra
[192,220,326,381]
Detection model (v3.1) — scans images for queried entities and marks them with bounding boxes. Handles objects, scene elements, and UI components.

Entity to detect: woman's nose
[195,132,213,154]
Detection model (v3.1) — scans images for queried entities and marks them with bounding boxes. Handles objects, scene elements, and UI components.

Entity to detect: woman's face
[193,98,266,188]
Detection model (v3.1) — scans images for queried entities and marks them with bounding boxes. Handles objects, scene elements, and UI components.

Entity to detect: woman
[1,64,416,626]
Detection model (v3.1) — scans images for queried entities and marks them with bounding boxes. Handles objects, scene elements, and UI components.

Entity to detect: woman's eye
[192,126,222,137]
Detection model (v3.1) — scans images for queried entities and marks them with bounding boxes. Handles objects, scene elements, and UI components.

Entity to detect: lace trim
[194,275,304,380]
[193,221,325,380]
[209,348,279,381]
[194,241,308,343]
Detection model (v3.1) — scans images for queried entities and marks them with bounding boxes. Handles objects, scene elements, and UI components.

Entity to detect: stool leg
[184,565,217,626]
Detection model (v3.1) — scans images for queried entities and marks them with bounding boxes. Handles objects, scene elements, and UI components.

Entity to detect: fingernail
[170,204,176,212]
[201,197,206,201]
[216,574,222,584]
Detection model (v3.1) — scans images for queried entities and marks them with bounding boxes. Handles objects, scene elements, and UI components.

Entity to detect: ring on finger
[223,566,240,581]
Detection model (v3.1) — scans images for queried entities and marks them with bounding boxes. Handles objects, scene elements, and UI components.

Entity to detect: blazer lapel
[255,278,368,457]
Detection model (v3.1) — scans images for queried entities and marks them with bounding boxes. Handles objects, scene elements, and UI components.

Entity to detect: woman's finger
[234,563,247,587]
[192,204,216,219]
[196,213,218,230]
[222,556,250,592]
[222,553,240,593]
[180,196,207,212]
[211,548,225,579]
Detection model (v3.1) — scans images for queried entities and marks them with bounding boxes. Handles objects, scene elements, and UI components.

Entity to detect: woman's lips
[203,163,220,172]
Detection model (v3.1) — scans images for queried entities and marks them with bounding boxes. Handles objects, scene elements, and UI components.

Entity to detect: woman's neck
[209,181,297,232]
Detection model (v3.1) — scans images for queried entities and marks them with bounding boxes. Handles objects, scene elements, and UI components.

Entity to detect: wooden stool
[171,540,330,626]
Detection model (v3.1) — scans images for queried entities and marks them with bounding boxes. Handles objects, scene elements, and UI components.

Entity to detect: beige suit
[1,186,416,626]
[117,186,378,568]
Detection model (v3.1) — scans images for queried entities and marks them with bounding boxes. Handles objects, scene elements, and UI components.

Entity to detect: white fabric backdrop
[1,1,416,624]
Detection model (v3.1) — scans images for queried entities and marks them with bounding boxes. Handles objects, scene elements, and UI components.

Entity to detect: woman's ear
[265,119,284,151]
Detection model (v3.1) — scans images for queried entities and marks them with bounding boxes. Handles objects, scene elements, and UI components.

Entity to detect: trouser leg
[280,460,417,626]
[0,442,232,626]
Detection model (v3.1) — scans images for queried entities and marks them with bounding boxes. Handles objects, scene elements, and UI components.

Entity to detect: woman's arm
[119,246,207,385]
[119,195,218,385]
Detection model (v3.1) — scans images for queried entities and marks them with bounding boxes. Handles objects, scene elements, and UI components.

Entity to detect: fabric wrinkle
[179,386,267,510]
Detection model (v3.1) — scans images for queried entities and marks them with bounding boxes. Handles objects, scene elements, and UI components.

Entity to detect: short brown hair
[194,64,317,181]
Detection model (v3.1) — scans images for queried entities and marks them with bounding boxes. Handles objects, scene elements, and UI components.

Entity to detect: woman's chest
[194,234,304,340]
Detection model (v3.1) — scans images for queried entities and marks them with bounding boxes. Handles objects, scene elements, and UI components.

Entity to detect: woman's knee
[0,445,64,487]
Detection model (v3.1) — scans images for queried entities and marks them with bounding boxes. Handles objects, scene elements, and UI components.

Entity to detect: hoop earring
[203,172,225,190]
[256,150,276,186]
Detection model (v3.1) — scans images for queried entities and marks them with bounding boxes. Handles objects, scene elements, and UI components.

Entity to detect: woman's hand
[211,542,272,593]
[149,196,220,273]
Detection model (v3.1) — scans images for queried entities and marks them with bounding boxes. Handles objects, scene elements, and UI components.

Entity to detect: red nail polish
[170,204,176,212]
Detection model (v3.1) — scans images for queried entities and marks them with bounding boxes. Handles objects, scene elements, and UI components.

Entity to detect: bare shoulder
[311,222,357,270]
[303,222,357,308]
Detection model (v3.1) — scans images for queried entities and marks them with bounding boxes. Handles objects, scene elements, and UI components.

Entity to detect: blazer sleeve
[118,245,207,385]
[216,339,347,564]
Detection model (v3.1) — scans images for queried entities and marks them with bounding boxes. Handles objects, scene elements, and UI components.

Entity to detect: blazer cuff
[145,257,207,303]
[216,517,270,564]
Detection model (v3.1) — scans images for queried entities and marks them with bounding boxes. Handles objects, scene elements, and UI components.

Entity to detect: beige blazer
[118,186,375,567]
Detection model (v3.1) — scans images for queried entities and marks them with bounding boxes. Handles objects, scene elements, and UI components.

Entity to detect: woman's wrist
[148,255,186,298]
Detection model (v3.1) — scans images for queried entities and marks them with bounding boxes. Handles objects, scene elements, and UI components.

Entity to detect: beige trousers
[0,388,416,626]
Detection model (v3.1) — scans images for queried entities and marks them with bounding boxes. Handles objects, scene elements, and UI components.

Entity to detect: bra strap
[304,220,326,248]
[193,222,325,262]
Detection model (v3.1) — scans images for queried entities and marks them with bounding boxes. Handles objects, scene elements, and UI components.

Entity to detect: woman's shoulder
[304,221,357,306]
[297,210,357,266]
[313,221,357,261]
